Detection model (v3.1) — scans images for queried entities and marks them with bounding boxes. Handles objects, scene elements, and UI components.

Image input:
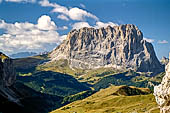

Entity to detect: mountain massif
[50,24,163,75]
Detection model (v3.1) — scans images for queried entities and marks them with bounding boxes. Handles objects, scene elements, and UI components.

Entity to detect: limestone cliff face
[0,52,19,103]
[50,24,163,74]
[154,53,170,113]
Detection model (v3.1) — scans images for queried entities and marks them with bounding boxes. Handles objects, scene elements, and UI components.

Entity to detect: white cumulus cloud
[72,22,91,30]
[158,40,168,44]
[57,14,69,21]
[68,7,98,21]
[94,21,118,28]
[0,15,66,54]
[143,37,155,43]
[72,21,118,30]
[37,15,56,30]
[39,0,98,21]
[58,26,68,30]
[5,0,36,3]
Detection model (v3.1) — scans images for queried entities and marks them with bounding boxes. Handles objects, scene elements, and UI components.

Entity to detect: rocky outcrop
[154,53,170,113]
[160,56,169,66]
[50,24,163,75]
[0,52,19,103]
[0,52,16,86]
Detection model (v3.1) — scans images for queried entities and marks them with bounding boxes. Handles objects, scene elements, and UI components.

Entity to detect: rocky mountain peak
[154,52,170,113]
[50,24,163,75]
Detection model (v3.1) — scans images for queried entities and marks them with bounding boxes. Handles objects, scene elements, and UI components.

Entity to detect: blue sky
[0,0,169,59]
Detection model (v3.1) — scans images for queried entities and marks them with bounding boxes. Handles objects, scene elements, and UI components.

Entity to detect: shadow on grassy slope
[13,55,49,73]
[0,82,63,113]
[17,71,90,96]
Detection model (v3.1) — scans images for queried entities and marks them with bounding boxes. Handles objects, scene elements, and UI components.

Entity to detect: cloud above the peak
[94,21,118,28]
[0,15,66,54]
[68,7,98,21]
[72,22,91,30]
[39,0,98,21]
[158,40,168,44]
[143,37,155,43]
[57,14,69,21]
[72,21,118,30]
[5,0,36,3]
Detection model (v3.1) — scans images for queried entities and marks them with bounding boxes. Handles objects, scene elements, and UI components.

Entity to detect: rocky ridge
[0,52,19,103]
[50,24,163,75]
[154,53,170,113]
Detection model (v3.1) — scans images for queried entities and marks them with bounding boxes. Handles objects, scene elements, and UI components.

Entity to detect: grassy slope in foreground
[51,85,159,113]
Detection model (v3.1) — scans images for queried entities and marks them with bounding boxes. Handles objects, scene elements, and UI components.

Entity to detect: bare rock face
[0,52,19,103]
[0,52,16,86]
[160,56,169,66]
[50,24,163,75]
[154,53,170,113]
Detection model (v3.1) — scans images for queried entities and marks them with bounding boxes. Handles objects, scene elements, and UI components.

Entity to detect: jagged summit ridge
[50,24,163,74]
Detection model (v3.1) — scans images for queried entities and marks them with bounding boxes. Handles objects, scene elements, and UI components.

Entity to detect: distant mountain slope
[9,52,37,59]
[13,54,49,73]
[17,71,90,96]
[14,55,164,93]
[50,24,163,75]
[13,55,91,96]
[93,71,165,91]
[51,85,159,113]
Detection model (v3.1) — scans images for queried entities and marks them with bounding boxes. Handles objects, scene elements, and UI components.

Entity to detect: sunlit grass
[51,86,159,113]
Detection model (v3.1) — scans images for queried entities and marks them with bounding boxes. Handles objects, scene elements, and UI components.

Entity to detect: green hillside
[93,71,165,91]
[51,85,159,113]
[14,56,165,97]
[36,59,121,84]
[17,71,90,96]
[11,55,163,113]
